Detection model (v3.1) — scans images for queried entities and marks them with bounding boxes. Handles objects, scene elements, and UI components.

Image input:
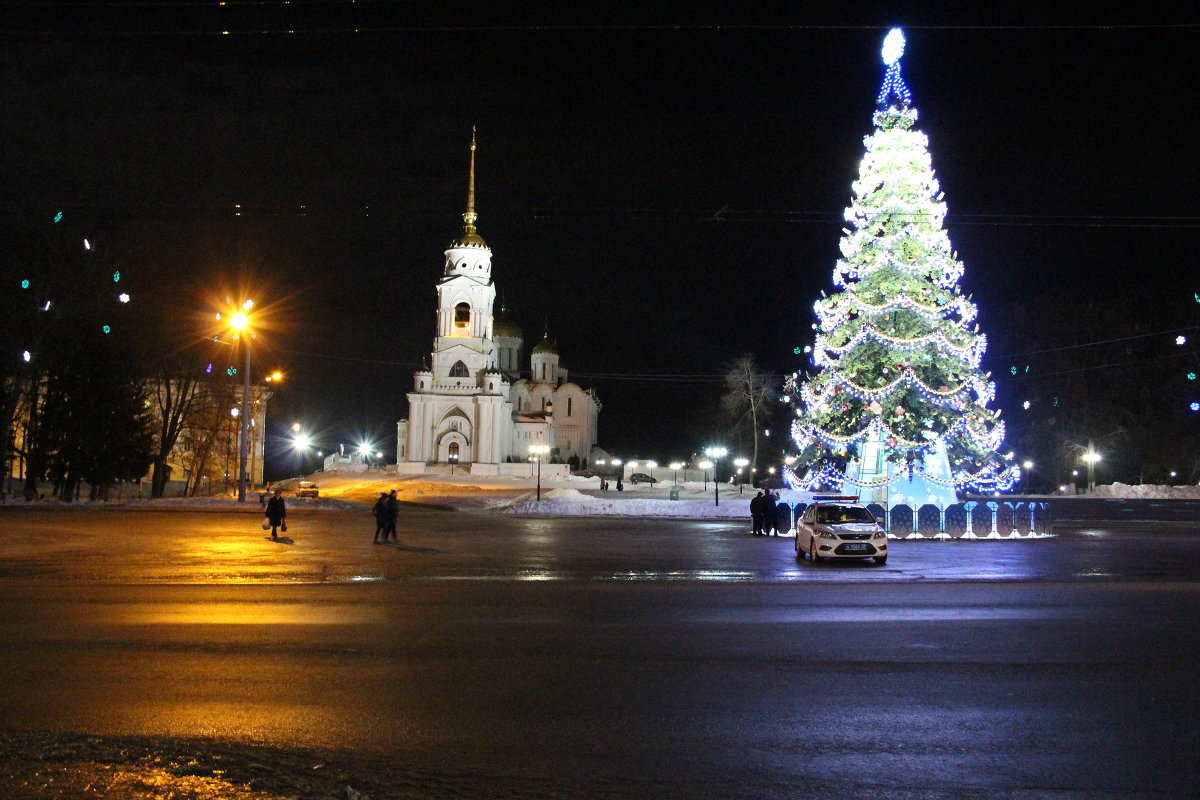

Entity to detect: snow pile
[1089,482,1200,500]
[493,488,755,519]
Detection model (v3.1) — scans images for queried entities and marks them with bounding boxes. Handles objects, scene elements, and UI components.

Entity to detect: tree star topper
[882,28,905,65]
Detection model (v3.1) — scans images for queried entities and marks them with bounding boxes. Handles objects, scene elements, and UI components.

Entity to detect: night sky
[2,4,1196,477]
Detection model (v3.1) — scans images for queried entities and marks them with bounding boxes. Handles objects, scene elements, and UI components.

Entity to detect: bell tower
[430,126,497,381]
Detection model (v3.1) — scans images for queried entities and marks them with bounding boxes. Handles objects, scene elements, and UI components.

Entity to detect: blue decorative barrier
[786,498,1051,537]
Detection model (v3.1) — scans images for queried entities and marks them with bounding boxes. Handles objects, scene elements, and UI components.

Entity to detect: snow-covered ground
[291,469,763,519]
[1087,482,1200,500]
[4,468,1196,515]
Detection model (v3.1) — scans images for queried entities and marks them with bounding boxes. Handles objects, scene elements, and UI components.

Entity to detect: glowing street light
[669,461,683,486]
[227,299,254,502]
[698,460,713,491]
[733,457,749,493]
[1081,447,1102,494]
[529,443,550,501]
[704,446,727,506]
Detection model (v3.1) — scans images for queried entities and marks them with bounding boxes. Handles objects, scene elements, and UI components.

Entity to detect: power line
[988,325,1200,360]
[2,14,1198,38]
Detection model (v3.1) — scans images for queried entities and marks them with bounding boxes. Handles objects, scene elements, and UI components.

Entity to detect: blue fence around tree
[784,499,1051,537]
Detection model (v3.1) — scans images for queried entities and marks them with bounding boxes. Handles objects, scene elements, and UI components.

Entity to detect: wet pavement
[0,505,1198,798]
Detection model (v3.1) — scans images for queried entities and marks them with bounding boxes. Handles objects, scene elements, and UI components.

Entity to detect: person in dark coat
[762,490,777,536]
[265,488,286,540]
[372,492,388,543]
[750,491,765,535]
[384,489,399,542]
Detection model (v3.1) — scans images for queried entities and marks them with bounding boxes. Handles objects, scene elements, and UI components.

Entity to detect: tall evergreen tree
[786,29,1017,496]
[7,215,153,500]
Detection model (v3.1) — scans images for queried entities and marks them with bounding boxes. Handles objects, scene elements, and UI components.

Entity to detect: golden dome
[493,311,522,338]
[532,336,559,356]
[450,229,488,249]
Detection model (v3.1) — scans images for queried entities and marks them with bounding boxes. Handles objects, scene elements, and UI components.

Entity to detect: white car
[795,497,888,564]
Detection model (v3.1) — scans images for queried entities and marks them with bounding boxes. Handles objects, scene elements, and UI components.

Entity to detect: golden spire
[452,126,487,248]
[462,127,478,233]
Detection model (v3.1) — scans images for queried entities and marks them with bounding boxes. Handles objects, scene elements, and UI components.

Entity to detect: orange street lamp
[229,300,254,502]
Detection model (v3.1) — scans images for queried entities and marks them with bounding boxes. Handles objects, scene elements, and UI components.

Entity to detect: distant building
[397,130,600,474]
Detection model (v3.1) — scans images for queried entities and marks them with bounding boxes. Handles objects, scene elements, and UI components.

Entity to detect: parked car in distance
[295,481,319,498]
[630,473,658,485]
[795,496,887,564]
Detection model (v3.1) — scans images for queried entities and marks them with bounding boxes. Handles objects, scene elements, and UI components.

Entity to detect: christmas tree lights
[786,29,1018,496]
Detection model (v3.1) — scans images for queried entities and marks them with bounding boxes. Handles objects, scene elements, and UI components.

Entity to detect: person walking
[372,492,388,543]
[384,489,399,542]
[762,490,777,536]
[750,491,765,535]
[265,488,287,540]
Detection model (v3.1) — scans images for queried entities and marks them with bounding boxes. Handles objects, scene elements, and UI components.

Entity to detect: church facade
[396,131,600,474]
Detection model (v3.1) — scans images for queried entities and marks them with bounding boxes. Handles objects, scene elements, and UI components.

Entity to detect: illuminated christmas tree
[784,29,1018,503]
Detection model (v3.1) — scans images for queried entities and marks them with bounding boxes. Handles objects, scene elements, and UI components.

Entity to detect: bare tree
[721,354,775,484]
[148,366,205,498]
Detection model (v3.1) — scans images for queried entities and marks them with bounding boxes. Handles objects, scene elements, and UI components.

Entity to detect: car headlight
[818,530,838,540]
[872,530,886,540]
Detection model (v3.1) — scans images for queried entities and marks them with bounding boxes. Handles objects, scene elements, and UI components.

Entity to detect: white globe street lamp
[669,461,683,486]
[529,443,551,501]
[733,457,749,493]
[704,446,727,506]
[1082,449,1102,494]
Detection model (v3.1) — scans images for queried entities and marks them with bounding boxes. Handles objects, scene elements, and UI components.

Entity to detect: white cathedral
[395,131,601,475]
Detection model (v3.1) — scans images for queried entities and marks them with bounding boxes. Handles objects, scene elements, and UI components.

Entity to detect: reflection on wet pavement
[0,508,1197,586]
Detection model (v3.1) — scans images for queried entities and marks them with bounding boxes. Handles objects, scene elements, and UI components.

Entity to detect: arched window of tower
[450,360,469,377]
[454,302,470,332]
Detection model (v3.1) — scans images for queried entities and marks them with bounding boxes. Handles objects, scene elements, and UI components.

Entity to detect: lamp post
[228,300,254,502]
[733,457,749,493]
[530,443,550,501]
[1082,448,1102,494]
[699,460,713,492]
[647,460,657,485]
[669,461,682,486]
[704,446,727,506]
[1021,460,1033,494]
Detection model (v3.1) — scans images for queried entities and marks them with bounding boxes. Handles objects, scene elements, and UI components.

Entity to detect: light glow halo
[882,29,906,65]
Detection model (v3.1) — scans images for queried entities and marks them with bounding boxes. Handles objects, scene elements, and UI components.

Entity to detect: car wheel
[810,544,821,564]
[875,555,887,565]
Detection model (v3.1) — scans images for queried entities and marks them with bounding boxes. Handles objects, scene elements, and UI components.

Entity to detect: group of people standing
[372,490,400,543]
[258,487,401,544]
[750,490,784,536]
